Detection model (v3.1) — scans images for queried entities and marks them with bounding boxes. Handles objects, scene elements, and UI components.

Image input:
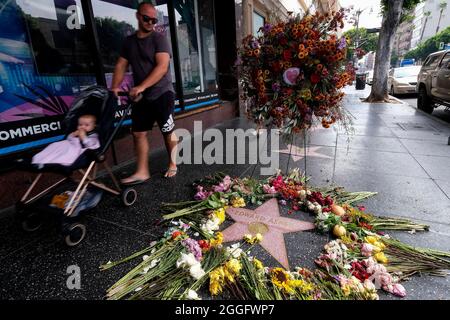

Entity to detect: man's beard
[140,24,153,33]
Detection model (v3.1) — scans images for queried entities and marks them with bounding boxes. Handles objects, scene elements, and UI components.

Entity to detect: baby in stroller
[32,114,100,168]
[16,86,138,246]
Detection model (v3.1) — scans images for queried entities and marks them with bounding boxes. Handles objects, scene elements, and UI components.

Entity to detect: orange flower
[172,231,183,240]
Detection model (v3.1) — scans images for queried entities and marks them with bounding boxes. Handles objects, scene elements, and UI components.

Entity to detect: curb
[391,95,450,129]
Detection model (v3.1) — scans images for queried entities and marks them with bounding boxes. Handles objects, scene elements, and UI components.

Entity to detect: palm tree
[436,1,448,33]
[420,11,431,42]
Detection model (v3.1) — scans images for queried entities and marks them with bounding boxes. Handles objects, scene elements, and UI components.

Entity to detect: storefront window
[91,0,176,93]
[253,11,265,36]
[174,0,218,97]
[18,0,95,75]
[0,0,95,156]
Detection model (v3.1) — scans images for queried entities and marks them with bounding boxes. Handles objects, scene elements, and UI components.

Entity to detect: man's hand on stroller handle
[112,89,143,103]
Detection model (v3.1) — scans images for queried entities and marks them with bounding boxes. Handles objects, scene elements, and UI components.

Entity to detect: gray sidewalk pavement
[1,87,450,300]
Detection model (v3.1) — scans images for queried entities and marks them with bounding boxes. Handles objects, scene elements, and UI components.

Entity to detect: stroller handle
[116,91,143,102]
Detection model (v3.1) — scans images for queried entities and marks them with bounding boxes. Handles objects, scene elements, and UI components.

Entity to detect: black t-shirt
[120,32,175,101]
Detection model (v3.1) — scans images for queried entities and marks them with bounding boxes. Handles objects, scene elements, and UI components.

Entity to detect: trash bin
[355,73,366,90]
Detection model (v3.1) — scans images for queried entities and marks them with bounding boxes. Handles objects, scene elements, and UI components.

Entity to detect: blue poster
[0,0,96,157]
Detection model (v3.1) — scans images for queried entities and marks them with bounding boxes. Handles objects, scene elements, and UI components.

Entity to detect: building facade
[393,16,414,60]
[0,0,240,211]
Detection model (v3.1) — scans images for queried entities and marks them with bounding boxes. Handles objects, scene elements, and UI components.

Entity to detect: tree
[436,1,448,33]
[365,0,422,103]
[343,28,379,61]
[404,26,450,61]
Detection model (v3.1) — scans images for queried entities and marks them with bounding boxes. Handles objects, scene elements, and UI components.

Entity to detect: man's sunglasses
[138,13,158,24]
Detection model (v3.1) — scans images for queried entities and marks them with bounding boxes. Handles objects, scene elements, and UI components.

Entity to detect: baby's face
[78,117,95,132]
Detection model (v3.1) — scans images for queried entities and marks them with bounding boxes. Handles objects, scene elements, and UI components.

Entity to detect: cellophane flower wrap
[237,9,355,134]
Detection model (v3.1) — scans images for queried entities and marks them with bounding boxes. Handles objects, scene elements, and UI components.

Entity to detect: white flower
[186,289,201,300]
[176,253,198,268]
[226,243,243,258]
[317,212,329,220]
[171,221,179,225]
[150,259,160,268]
[151,248,156,254]
[143,255,150,261]
[194,232,200,237]
[150,241,157,247]
[189,264,206,280]
[106,260,112,265]
[135,287,142,292]
[200,217,221,234]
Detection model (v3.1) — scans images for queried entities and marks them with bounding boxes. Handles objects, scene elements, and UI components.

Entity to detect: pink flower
[263,184,277,194]
[212,176,232,192]
[379,273,393,286]
[194,186,211,200]
[361,243,374,257]
[391,283,407,297]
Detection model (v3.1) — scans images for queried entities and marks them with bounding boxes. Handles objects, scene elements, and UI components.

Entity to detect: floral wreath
[101,170,449,300]
[236,9,356,134]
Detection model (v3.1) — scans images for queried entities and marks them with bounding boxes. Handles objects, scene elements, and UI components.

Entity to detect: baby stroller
[16,86,137,246]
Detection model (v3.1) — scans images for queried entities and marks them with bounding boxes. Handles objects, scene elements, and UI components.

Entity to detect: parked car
[366,70,374,85]
[416,49,450,114]
[388,65,421,95]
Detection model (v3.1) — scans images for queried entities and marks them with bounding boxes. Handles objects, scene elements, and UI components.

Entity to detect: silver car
[388,66,421,95]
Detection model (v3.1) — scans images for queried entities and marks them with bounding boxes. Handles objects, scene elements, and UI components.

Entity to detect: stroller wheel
[121,187,137,207]
[21,212,42,232]
[64,223,86,246]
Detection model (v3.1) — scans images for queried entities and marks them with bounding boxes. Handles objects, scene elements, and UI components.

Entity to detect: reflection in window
[253,11,265,36]
[198,0,217,92]
[18,0,95,75]
[91,0,176,90]
[174,0,217,95]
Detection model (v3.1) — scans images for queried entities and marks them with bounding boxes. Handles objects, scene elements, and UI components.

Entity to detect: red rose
[283,50,292,61]
[310,73,320,84]
[198,240,210,250]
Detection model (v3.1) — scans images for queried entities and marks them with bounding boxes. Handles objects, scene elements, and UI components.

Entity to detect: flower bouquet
[102,169,450,300]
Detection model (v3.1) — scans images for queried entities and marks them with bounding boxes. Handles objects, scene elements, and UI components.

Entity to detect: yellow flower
[209,267,225,296]
[374,252,388,264]
[243,233,263,244]
[210,232,223,247]
[341,284,351,296]
[289,279,314,294]
[271,268,296,294]
[243,234,253,243]
[255,233,263,242]
[214,208,226,224]
[223,268,235,283]
[253,258,264,270]
[231,197,246,208]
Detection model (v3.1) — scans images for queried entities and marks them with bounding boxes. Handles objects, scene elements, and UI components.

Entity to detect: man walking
[111,2,178,184]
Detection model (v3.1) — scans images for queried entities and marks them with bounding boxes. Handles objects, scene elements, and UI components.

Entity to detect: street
[394,93,450,124]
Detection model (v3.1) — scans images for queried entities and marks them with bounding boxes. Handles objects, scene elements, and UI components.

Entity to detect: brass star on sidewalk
[222,198,315,270]
[275,144,333,162]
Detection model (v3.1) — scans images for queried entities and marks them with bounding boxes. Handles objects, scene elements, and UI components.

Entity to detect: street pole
[353,9,362,68]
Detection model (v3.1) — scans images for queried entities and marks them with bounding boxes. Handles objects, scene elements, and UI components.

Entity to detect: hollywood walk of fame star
[222,198,315,270]
[274,144,333,162]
